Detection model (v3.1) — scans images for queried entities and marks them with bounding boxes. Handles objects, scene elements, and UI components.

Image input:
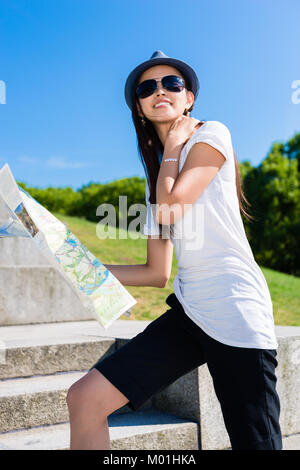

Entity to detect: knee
[66,380,96,411]
[66,381,83,410]
[66,379,107,419]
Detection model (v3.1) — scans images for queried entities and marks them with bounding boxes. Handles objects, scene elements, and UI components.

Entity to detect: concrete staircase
[0,319,299,450]
[0,320,199,450]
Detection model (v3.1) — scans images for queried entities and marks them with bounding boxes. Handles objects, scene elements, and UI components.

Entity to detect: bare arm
[103,263,165,288]
[103,236,174,289]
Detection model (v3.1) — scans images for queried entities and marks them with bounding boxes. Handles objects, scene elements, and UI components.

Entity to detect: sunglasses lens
[136,80,157,99]
[136,75,185,99]
[163,75,185,92]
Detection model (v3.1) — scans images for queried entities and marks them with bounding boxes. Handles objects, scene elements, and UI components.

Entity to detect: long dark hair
[130,75,255,236]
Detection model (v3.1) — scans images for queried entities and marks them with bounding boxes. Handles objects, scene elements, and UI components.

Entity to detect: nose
[155,79,166,95]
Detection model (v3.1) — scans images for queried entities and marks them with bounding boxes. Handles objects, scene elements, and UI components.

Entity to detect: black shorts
[90,292,282,450]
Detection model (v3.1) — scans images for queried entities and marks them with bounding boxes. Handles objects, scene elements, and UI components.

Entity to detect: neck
[152,122,174,147]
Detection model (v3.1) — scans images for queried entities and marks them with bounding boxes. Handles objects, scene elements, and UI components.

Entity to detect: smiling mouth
[154,103,172,108]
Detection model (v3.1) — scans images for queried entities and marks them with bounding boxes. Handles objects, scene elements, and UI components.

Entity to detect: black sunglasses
[136,75,186,99]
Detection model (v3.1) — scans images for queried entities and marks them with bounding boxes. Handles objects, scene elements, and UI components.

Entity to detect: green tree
[243,138,300,276]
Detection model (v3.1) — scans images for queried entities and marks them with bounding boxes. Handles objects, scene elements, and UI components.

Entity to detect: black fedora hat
[124,50,200,111]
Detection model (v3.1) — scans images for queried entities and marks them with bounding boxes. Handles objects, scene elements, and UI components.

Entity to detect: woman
[66,50,282,450]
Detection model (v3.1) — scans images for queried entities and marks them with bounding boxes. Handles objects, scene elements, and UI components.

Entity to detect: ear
[187,90,194,108]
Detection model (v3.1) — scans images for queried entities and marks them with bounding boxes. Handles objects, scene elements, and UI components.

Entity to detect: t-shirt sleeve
[183,120,233,163]
[143,179,161,236]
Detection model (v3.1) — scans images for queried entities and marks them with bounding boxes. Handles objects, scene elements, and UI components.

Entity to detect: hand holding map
[0,163,136,328]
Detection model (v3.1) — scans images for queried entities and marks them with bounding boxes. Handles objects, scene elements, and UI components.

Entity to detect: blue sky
[0,0,299,190]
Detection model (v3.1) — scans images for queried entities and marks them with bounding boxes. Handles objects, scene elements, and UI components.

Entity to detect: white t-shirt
[143,120,278,349]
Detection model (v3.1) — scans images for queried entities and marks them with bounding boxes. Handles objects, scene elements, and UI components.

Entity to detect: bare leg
[69,415,110,450]
[67,368,129,450]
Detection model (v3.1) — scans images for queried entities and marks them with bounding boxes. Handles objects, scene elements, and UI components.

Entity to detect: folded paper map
[0,163,136,328]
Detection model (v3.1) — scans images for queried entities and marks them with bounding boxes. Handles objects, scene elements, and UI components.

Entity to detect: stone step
[0,367,153,434]
[282,433,300,450]
[0,370,87,432]
[0,415,298,450]
[0,237,50,266]
[0,319,149,379]
[0,410,199,450]
[0,266,94,324]
[0,321,115,378]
